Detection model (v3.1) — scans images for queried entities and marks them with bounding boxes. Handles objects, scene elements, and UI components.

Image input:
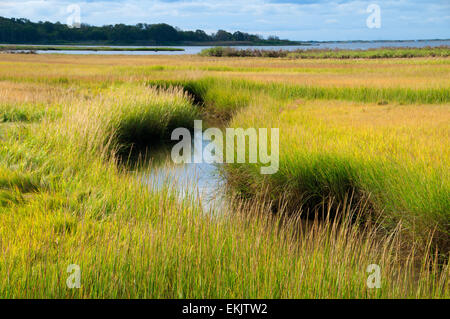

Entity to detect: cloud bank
[0,0,449,40]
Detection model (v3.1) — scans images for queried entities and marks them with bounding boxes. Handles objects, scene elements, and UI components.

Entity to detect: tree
[214,30,233,41]
[0,16,292,45]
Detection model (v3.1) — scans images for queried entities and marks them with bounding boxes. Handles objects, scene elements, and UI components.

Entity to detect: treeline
[0,16,298,45]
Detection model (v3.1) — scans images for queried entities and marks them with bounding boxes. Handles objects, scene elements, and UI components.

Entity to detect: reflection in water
[141,135,226,213]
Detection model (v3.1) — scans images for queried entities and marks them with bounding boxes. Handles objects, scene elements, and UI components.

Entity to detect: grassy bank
[147,77,449,253]
[148,77,450,107]
[0,54,448,298]
[200,46,450,59]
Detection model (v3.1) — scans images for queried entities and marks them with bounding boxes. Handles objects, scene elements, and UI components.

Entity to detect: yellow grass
[0,54,448,298]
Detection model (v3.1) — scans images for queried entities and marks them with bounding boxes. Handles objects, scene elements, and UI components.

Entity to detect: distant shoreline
[199,45,450,59]
[0,39,449,48]
[1,40,449,56]
[0,41,308,47]
[0,45,184,52]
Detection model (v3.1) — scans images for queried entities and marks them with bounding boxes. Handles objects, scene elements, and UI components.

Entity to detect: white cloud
[0,0,448,40]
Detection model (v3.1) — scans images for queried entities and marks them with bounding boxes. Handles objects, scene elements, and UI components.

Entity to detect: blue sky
[0,0,449,41]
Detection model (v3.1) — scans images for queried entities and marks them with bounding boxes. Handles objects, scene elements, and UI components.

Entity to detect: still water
[141,134,226,213]
[26,39,450,55]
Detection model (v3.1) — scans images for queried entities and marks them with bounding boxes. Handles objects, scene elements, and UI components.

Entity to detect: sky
[0,0,449,41]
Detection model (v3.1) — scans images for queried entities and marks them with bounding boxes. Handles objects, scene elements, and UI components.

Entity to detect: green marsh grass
[148,78,450,106]
[200,46,450,59]
[0,54,448,298]
[148,77,449,255]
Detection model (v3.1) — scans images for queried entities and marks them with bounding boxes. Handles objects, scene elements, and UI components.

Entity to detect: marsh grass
[0,137,448,298]
[147,78,449,255]
[148,78,450,106]
[0,103,50,123]
[200,46,450,59]
[0,54,448,298]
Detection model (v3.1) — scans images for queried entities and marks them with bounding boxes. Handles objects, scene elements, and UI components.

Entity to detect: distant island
[0,16,304,46]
